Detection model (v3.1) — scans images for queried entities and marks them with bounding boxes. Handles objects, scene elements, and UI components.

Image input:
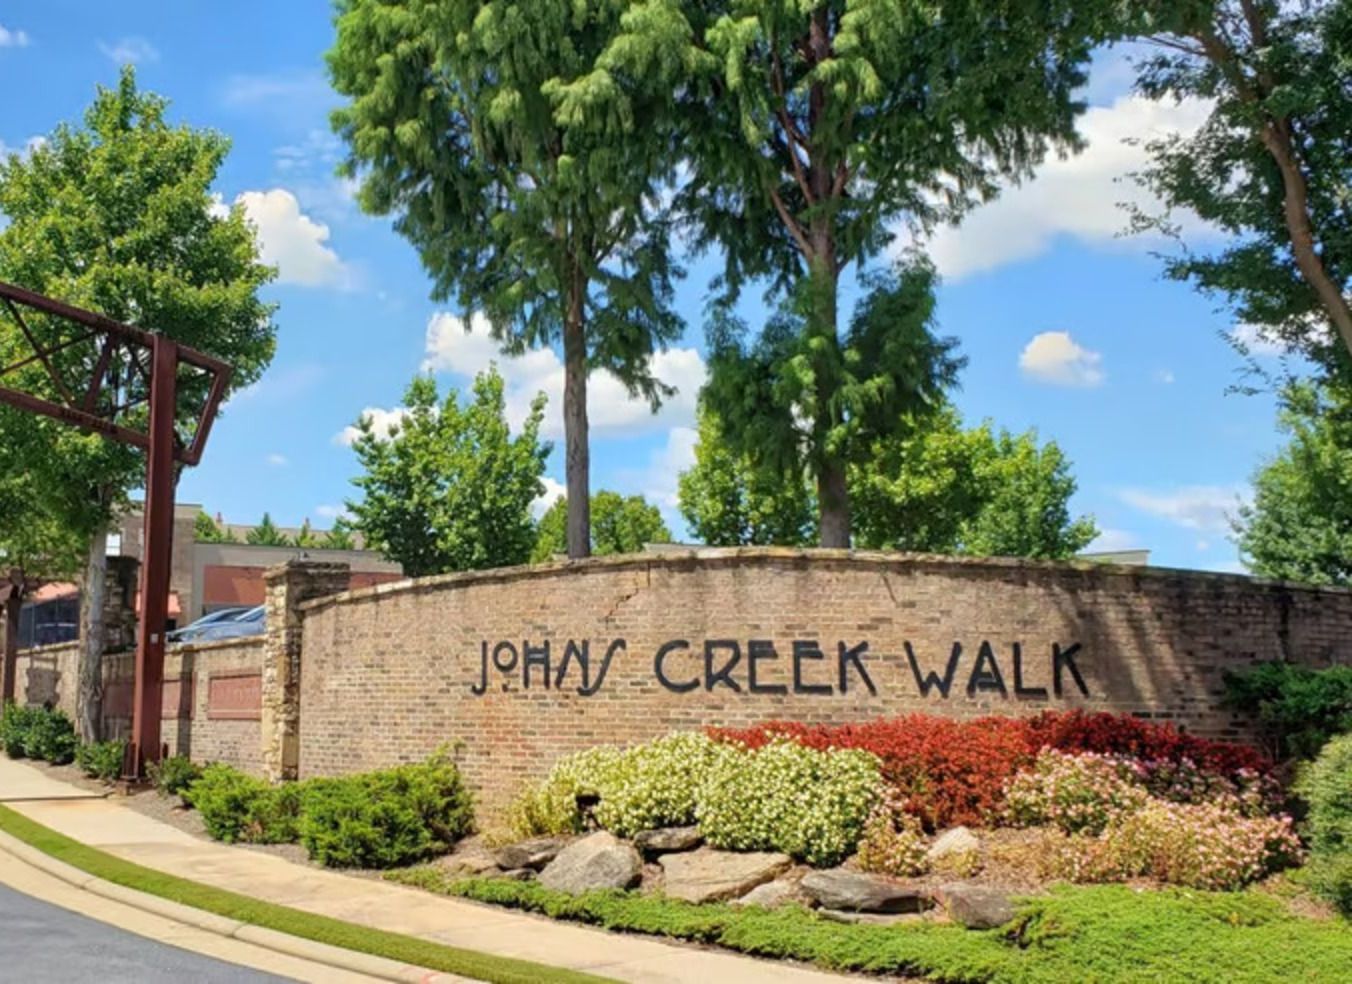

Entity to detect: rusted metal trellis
[0,280,230,776]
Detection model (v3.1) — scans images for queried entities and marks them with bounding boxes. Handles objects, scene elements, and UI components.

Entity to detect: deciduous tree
[1132,0,1352,368]
[0,69,276,738]
[329,0,684,559]
[346,370,549,576]
[532,490,671,562]
[622,0,1114,544]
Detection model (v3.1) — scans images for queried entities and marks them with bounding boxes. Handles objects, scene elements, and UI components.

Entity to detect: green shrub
[188,764,300,843]
[1295,731,1352,913]
[29,709,77,765]
[146,755,203,801]
[508,733,731,838]
[697,739,881,866]
[1224,662,1352,760]
[1,703,43,759]
[854,790,928,876]
[298,754,473,868]
[75,738,127,781]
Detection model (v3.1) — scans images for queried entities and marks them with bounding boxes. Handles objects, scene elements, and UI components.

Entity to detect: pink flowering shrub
[1132,758,1279,817]
[1046,802,1302,891]
[1004,750,1150,834]
[855,790,928,877]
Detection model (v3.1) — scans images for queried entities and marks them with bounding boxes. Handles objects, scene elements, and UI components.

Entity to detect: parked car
[195,605,266,642]
[167,607,250,644]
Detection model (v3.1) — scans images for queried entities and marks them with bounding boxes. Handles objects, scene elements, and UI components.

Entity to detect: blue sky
[0,2,1304,573]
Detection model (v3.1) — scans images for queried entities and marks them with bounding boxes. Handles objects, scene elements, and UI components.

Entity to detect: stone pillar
[105,556,140,653]
[260,560,349,782]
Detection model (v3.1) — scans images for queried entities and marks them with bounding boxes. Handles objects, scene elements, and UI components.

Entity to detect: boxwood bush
[75,739,128,781]
[299,755,473,868]
[2,703,77,764]
[188,763,301,843]
[1296,732,1352,913]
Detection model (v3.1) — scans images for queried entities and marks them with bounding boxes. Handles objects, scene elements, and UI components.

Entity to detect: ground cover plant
[390,869,1352,984]
[1295,732,1352,913]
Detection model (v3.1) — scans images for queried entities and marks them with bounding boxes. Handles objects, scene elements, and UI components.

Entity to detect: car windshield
[231,606,265,622]
[191,608,246,627]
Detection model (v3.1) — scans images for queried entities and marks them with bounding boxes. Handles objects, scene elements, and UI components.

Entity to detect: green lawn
[0,804,611,984]
[391,867,1352,983]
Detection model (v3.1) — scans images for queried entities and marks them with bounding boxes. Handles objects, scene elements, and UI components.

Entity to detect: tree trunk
[2,571,21,705]
[807,233,849,547]
[77,528,107,741]
[562,283,591,560]
[1260,121,1352,359]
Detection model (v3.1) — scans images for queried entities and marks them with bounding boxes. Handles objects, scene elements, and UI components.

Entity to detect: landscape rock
[494,836,570,871]
[799,869,935,913]
[731,878,808,910]
[926,826,980,863]
[940,883,1016,929]
[439,843,501,878]
[493,868,536,882]
[634,826,703,854]
[538,832,642,895]
[818,908,926,926]
[660,848,792,904]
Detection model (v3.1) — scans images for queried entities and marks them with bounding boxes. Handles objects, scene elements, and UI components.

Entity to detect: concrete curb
[0,829,464,983]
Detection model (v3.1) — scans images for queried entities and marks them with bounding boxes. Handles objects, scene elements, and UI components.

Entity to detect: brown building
[20,504,402,644]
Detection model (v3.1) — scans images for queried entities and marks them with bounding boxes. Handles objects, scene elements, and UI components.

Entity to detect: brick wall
[294,549,1352,814]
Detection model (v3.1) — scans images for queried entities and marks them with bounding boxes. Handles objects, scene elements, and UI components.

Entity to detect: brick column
[261,560,349,781]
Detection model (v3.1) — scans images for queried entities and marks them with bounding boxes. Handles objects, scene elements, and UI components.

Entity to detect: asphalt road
[0,882,294,983]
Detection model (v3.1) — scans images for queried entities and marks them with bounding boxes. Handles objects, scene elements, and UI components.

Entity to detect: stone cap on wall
[168,635,265,655]
[294,545,1352,615]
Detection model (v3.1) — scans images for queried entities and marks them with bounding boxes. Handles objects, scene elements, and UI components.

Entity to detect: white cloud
[1019,331,1105,387]
[0,24,30,48]
[334,406,412,447]
[1229,322,1292,357]
[221,71,331,110]
[315,504,349,521]
[266,453,288,467]
[421,312,705,439]
[532,477,567,519]
[1154,369,1176,384]
[913,95,1213,280]
[235,189,353,288]
[1118,485,1249,533]
[1086,527,1140,553]
[98,37,158,64]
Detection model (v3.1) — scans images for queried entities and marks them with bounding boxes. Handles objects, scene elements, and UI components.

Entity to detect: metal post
[129,335,177,777]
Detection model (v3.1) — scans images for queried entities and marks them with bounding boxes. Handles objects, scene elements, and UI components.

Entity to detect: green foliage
[1224,661,1352,761]
[851,409,1097,557]
[1295,733,1352,913]
[187,764,298,844]
[347,371,549,576]
[1,705,78,765]
[1,703,42,758]
[677,407,816,546]
[854,792,929,877]
[397,872,1352,984]
[293,520,320,549]
[1004,750,1150,835]
[146,755,203,800]
[697,739,881,866]
[320,518,356,551]
[246,513,291,547]
[0,67,276,549]
[193,512,235,544]
[509,733,731,839]
[1132,0,1352,368]
[329,0,684,557]
[75,739,126,781]
[1236,380,1352,586]
[703,262,962,544]
[531,490,671,562]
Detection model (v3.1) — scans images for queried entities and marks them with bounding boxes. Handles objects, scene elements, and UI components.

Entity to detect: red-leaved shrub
[711,710,1268,830]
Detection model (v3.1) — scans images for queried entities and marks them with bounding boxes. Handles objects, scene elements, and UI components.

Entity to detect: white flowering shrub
[507,733,732,838]
[697,738,882,866]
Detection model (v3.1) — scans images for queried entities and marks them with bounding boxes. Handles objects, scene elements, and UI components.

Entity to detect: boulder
[731,878,808,910]
[799,869,935,913]
[538,832,642,895]
[634,826,703,854]
[940,883,1016,929]
[660,848,792,904]
[818,908,925,926]
[493,868,536,882]
[494,836,569,871]
[926,826,980,863]
[439,844,500,878]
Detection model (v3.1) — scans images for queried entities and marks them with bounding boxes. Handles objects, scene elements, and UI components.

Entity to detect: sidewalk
[0,758,853,984]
